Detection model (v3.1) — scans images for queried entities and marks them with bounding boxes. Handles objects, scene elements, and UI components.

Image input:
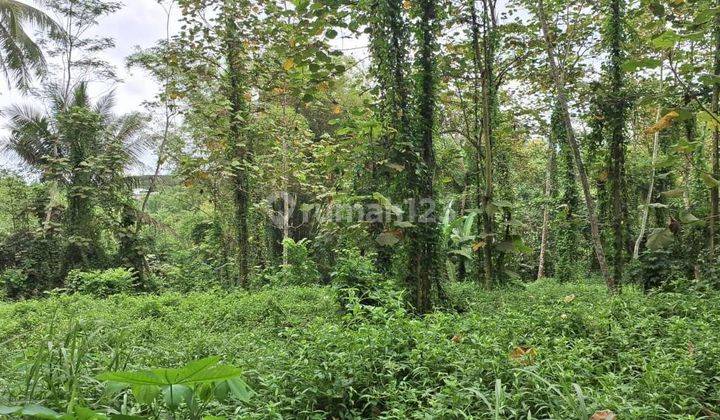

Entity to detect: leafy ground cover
[1,280,719,418]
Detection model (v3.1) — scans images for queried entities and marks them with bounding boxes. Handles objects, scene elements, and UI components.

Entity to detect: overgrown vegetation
[2,0,720,417]
[1,281,720,418]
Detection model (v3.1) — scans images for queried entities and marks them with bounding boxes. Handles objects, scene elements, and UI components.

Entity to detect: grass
[1,279,719,418]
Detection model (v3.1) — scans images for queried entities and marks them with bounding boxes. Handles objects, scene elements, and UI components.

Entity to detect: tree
[406,0,440,313]
[536,0,614,291]
[0,0,61,89]
[711,0,720,258]
[604,0,628,286]
[4,83,146,271]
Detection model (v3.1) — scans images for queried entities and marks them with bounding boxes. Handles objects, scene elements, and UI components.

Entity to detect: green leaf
[393,221,415,228]
[74,406,109,420]
[325,29,338,39]
[652,31,680,49]
[660,189,684,198]
[132,385,161,405]
[701,173,720,188]
[163,384,193,410]
[20,404,62,419]
[647,228,674,251]
[226,377,253,403]
[449,248,473,260]
[376,232,400,246]
[679,211,700,224]
[0,406,22,415]
[621,58,660,72]
[99,357,243,387]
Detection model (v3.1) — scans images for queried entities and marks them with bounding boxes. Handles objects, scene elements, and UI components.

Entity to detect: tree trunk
[225,8,250,287]
[367,0,411,274]
[537,131,556,279]
[407,0,438,314]
[536,0,614,291]
[606,0,627,286]
[481,0,497,289]
[711,0,720,258]
[634,66,662,259]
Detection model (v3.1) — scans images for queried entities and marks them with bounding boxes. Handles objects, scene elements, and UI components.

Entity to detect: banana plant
[440,201,478,282]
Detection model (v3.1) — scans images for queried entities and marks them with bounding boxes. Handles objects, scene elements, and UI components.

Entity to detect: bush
[66,268,135,297]
[331,248,388,309]
[265,238,320,286]
[0,269,27,300]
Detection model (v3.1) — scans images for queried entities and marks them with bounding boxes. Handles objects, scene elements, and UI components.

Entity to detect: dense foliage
[2,0,720,417]
[1,280,720,418]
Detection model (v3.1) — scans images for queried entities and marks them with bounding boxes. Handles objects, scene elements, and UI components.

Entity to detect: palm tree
[3,82,148,270]
[0,0,62,89]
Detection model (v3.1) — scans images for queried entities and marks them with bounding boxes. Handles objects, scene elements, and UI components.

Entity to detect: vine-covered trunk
[711,1,720,258]
[537,130,556,279]
[606,0,627,287]
[225,8,250,287]
[407,0,438,314]
[367,0,411,274]
[536,0,614,291]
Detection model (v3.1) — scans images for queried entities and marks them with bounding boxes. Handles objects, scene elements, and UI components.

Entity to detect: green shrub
[1,269,28,300]
[266,238,320,286]
[66,268,135,297]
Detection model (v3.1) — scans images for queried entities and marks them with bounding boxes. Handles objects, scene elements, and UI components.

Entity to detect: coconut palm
[0,0,62,89]
[3,82,148,270]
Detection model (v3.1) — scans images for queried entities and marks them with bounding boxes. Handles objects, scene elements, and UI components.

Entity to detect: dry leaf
[509,346,537,365]
[451,334,462,343]
[283,58,295,71]
[331,104,342,115]
[645,111,679,135]
[472,241,486,251]
[563,294,576,303]
[402,0,411,9]
[590,410,616,420]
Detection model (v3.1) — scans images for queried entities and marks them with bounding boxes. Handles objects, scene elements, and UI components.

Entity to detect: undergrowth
[1,280,719,418]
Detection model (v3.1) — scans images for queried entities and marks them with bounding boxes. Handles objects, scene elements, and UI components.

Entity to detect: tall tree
[224,0,252,287]
[406,0,439,313]
[604,0,628,285]
[366,0,412,273]
[536,0,614,290]
[711,0,720,258]
[4,83,146,271]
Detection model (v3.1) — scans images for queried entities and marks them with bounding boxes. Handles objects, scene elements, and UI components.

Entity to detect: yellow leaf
[645,111,679,135]
[472,241,486,251]
[402,0,411,9]
[509,346,537,365]
[590,410,617,420]
[331,104,342,115]
[563,294,576,303]
[283,58,295,71]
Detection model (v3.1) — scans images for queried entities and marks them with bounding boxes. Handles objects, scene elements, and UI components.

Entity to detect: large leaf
[647,228,674,251]
[99,357,243,387]
[621,58,660,72]
[163,385,193,411]
[652,31,681,49]
[701,173,720,189]
[132,385,161,405]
